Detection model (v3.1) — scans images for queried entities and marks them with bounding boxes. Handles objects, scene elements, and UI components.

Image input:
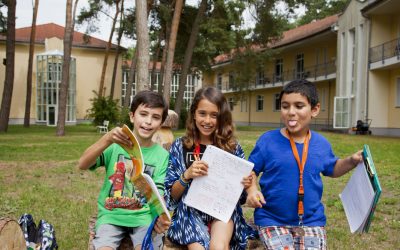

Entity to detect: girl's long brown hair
[182,87,237,153]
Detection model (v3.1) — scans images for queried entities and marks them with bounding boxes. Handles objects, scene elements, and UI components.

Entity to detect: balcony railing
[369,37,400,64]
[215,60,336,92]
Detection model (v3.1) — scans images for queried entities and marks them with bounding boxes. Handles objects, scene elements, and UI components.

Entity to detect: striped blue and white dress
[164,138,256,250]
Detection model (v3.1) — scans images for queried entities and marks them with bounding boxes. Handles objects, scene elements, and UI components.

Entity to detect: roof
[0,23,123,50]
[213,14,339,65]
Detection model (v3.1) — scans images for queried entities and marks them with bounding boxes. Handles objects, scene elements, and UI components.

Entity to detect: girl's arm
[245,171,266,208]
[331,150,363,178]
[170,160,208,200]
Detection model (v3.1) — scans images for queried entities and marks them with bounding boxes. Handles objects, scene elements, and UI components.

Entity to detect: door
[47,105,57,126]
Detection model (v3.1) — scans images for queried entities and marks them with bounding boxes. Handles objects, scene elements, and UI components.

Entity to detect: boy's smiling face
[280,92,320,139]
[129,104,164,144]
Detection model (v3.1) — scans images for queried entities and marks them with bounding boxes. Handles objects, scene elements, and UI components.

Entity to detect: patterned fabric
[18,213,58,250]
[258,225,326,250]
[164,138,257,250]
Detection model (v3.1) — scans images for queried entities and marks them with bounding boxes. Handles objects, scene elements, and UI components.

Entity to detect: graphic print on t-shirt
[105,154,157,211]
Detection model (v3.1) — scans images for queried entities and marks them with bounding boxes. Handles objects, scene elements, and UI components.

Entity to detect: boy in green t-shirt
[78,90,171,250]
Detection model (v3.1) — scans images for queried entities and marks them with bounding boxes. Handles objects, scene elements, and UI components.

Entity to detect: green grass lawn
[0,125,399,249]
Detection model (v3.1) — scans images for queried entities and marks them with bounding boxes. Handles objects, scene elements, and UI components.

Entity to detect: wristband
[179,174,189,187]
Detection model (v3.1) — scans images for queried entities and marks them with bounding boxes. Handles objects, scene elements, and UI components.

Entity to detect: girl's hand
[185,160,208,179]
[241,174,253,189]
[107,127,132,148]
[246,190,266,208]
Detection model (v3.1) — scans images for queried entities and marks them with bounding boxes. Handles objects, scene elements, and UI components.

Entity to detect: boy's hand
[246,190,266,208]
[241,174,254,189]
[351,150,363,167]
[186,160,208,179]
[154,215,171,234]
[108,127,132,148]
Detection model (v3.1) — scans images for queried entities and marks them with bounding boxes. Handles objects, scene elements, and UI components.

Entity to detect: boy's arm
[77,127,132,170]
[331,150,363,178]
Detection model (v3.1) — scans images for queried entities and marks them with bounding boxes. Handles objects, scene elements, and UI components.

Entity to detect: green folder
[362,144,382,232]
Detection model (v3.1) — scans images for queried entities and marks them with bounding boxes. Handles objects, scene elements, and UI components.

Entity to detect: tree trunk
[162,0,183,106]
[158,25,170,94]
[56,0,78,136]
[175,0,207,118]
[110,0,124,99]
[150,32,162,91]
[123,49,138,108]
[24,0,39,128]
[0,0,16,132]
[98,0,121,98]
[135,0,150,92]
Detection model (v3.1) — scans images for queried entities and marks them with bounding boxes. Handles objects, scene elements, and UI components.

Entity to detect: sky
[11,0,258,48]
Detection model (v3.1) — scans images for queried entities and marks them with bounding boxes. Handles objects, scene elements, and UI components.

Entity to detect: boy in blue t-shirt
[246,79,362,250]
[78,91,171,250]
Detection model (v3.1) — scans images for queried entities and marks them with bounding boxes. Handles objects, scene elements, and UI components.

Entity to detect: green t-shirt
[90,143,169,229]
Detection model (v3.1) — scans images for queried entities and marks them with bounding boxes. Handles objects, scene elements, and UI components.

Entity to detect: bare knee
[209,240,229,250]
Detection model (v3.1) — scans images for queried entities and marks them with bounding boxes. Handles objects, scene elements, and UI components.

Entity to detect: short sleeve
[89,144,114,171]
[322,145,339,176]
[248,137,266,176]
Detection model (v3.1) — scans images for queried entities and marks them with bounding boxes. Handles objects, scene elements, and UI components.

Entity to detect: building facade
[203,0,400,137]
[0,23,202,126]
[0,23,123,125]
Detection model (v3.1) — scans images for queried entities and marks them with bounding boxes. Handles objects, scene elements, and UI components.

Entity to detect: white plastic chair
[97,120,109,133]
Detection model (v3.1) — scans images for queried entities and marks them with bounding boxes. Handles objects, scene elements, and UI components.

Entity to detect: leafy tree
[162,0,184,106]
[24,0,39,128]
[77,0,123,98]
[174,0,207,118]
[0,0,16,132]
[295,0,348,26]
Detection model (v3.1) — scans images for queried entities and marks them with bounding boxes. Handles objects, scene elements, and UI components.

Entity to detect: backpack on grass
[18,213,58,250]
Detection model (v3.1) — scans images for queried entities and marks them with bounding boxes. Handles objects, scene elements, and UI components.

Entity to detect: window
[397,78,400,107]
[296,53,304,79]
[273,93,281,111]
[275,59,283,82]
[333,96,351,128]
[320,88,326,111]
[121,70,135,106]
[217,73,222,90]
[241,96,247,112]
[228,97,234,111]
[349,29,356,94]
[256,95,264,112]
[229,72,235,90]
[256,70,265,86]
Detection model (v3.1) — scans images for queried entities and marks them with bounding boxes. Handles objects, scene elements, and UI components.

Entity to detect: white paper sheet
[339,162,375,233]
[184,145,254,223]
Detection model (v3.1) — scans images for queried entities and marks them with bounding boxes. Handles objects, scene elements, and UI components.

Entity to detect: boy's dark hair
[130,90,168,123]
[279,79,319,108]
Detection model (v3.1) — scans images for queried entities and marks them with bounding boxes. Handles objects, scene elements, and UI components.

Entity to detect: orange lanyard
[286,129,310,226]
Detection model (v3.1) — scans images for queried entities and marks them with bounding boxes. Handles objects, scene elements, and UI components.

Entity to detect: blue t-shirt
[248,129,338,227]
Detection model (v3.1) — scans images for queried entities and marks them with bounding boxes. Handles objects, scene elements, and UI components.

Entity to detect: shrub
[86,91,120,126]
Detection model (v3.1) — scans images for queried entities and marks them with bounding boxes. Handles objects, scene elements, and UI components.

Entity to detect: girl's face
[194,99,219,144]
[280,92,320,139]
